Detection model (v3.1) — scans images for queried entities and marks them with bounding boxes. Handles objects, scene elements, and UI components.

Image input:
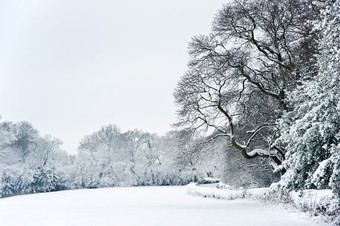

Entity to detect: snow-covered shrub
[31,167,66,193]
[289,190,333,214]
[155,170,194,186]
[245,188,269,201]
[188,183,338,223]
[0,166,34,197]
[216,183,231,190]
[187,183,245,200]
[0,120,73,197]
[188,183,270,201]
[0,166,67,197]
[269,182,339,223]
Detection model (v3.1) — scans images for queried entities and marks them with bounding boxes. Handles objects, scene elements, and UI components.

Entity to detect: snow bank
[187,183,245,200]
[0,186,329,226]
[289,190,337,215]
[187,183,338,224]
[287,190,339,224]
[246,188,269,200]
[187,183,270,201]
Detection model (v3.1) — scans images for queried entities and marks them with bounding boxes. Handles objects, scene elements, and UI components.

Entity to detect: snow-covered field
[0,186,331,226]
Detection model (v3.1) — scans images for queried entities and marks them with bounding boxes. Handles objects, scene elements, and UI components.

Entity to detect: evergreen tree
[276,0,340,191]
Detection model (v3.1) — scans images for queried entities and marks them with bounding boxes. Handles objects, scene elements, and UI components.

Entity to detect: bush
[0,166,67,198]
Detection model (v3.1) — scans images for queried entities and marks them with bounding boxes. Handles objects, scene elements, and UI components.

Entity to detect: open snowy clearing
[0,186,330,226]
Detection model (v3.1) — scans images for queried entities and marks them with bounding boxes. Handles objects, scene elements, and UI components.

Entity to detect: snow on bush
[274,0,340,194]
[0,166,67,198]
[288,189,340,224]
[0,166,34,197]
[187,183,338,223]
[246,188,269,200]
[187,183,270,201]
[289,190,334,214]
[187,183,245,200]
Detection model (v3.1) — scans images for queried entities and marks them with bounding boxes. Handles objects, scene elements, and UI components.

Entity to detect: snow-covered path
[0,186,329,226]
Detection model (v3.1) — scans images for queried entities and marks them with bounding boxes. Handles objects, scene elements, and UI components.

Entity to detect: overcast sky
[0,0,226,154]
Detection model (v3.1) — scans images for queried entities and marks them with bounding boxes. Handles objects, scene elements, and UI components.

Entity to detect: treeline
[0,121,227,198]
[73,125,214,188]
[0,119,276,198]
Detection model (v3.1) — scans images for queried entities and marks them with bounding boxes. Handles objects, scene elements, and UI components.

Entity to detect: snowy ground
[0,186,331,226]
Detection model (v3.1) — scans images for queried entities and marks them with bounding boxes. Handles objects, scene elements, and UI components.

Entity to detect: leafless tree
[10,121,39,163]
[174,0,320,171]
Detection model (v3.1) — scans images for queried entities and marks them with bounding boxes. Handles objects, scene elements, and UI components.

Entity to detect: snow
[189,183,336,223]
[188,183,269,201]
[247,148,270,157]
[0,186,331,226]
[312,158,332,187]
[289,189,334,213]
[187,182,245,200]
[246,187,269,200]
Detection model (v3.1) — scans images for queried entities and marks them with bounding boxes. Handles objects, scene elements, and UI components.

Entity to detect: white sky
[0,0,226,154]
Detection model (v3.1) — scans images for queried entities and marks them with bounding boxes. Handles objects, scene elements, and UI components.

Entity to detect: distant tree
[10,121,39,163]
[28,135,63,167]
[75,125,163,187]
[0,121,16,166]
[0,120,70,197]
[0,120,13,148]
[74,126,206,187]
[75,125,122,188]
[152,130,196,185]
[174,130,224,180]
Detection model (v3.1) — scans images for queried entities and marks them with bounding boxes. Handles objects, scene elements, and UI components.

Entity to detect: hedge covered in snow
[187,183,339,224]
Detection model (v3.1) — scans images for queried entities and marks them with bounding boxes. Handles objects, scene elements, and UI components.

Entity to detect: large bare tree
[174,0,319,171]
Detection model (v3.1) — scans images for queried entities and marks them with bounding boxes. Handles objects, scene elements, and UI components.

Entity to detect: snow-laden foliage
[188,183,339,223]
[276,0,340,192]
[0,121,73,197]
[73,126,224,188]
[0,119,224,197]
